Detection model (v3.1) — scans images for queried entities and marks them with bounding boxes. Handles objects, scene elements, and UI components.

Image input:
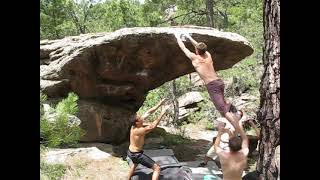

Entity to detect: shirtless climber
[214,116,249,180]
[127,99,169,180]
[174,32,243,128]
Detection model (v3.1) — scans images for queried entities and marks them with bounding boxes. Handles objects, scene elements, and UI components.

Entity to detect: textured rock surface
[40,26,253,143]
[76,100,133,143]
[43,147,112,164]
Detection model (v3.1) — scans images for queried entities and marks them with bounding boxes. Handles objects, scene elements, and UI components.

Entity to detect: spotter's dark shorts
[127,150,155,168]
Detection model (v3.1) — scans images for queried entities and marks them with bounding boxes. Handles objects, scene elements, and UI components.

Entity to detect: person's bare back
[214,118,249,180]
[219,151,247,180]
[191,52,219,84]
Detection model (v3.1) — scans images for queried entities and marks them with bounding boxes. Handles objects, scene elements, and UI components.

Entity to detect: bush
[40,92,85,148]
[40,93,47,116]
[204,120,214,130]
[40,160,67,180]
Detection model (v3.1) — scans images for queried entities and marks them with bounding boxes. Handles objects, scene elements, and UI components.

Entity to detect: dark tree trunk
[206,0,214,27]
[256,0,280,179]
[52,10,60,39]
[171,80,179,126]
[218,10,228,29]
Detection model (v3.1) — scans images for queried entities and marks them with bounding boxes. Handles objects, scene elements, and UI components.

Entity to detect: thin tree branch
[158,10,206,25]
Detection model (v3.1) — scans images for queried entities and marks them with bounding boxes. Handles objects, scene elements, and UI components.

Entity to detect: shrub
[40,92,85,148]
[40,160,67,180]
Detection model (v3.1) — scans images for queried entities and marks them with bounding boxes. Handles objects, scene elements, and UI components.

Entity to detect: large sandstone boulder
[40,26,253,143]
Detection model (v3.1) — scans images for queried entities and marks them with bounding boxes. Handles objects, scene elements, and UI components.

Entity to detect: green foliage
[40,143,66,179]
[40,0,150,39]
[219,57,260,97]
[137,84,169,121]
[40,0,70,39]
[40,160,67,180]
[173,75,192,96]
[204,120,214,130]
[137,75,191,122]
[188,90,217,123]
[40,93,47,115]
[55,92,79,115]
[142,0,166,26]
[40,0,263,53]
[40,144,48,156]
[227,0,263,53]
[40,92,85,148]
[101,0,147,31]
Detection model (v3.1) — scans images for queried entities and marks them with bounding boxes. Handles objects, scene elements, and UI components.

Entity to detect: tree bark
[206,0,214,27]
[256,0,280,179]
[218,9,228,29]
[171,80,179,126]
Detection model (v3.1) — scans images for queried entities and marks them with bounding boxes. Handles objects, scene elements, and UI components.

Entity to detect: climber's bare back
[191,52,219,84]
[218,151,247,180]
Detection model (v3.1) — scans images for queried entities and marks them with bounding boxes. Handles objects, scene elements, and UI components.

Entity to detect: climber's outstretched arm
[174,33,197,60]
[141,98,167,120]
[185,34,198,47]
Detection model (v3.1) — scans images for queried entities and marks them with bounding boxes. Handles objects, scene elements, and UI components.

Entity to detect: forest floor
[42,123,258,180]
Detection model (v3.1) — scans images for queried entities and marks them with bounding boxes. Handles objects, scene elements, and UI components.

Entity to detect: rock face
[77,100,133,143]
[40,26,253,143]
[43,147,112,165]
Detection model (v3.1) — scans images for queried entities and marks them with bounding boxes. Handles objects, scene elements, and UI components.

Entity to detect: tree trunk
[171,80,179,126]
[256,0,280,179]
[52,10,60,39]
[218,10,228,29]
[206,0,214,27]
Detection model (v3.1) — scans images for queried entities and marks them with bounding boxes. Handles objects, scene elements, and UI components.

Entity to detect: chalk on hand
[181,34,187,41]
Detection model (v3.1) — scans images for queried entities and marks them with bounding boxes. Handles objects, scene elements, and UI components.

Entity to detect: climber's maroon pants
[206,79,232,116]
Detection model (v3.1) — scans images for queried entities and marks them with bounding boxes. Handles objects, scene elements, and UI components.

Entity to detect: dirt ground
[50,124,258,180]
